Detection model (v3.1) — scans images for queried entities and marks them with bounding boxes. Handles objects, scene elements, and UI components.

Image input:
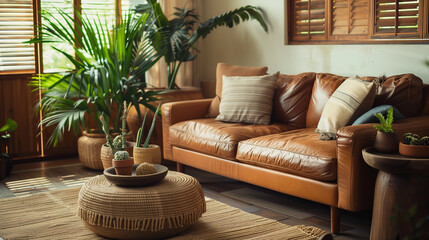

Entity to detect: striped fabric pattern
[216,72,279,125]
[316,77,375,139]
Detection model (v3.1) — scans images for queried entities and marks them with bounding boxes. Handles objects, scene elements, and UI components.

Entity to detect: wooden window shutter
[0,0,35,73]
[425,0,429,37]
[331,0,370,37]
[290,0,327,41]
[373,0,422,38]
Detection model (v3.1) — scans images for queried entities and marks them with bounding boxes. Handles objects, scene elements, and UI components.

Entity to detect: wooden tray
[104,164,168,187]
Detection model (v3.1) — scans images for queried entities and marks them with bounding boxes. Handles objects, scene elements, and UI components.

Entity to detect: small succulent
[373,107,394,133]
[420,136,429,146]
[114,151,130,160]
[402,133,429,146]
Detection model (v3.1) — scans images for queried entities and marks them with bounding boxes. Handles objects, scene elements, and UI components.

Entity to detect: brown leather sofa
[161,72,429,233]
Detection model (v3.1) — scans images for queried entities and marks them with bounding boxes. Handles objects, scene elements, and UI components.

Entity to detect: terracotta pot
[133,144,162,164]
[374,131,399,154]
[112,157,134,175]
[127,87,203,161]
[399,142,429,158]
[100,141,136,169]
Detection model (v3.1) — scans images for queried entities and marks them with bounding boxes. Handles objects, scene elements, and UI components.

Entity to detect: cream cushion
[316,77,375,140]
[216,72,279,125]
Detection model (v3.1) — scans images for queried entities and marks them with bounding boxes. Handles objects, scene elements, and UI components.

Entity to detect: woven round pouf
[77,171,206,240]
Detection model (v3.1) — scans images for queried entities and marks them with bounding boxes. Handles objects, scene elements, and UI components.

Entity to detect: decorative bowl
[104,164,168,187]
[399,142,429,158]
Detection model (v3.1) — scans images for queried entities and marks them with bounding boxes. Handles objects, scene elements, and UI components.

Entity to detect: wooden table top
[362,147,429,175]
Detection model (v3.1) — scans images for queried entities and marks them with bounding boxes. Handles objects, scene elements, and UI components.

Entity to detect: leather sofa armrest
[336,115,429,212]
[162,99,213,160]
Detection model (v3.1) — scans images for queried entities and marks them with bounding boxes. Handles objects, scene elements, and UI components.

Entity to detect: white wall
[200,0,429,88]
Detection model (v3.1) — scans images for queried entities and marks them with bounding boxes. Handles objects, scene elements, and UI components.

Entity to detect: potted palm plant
[28,9,164,170]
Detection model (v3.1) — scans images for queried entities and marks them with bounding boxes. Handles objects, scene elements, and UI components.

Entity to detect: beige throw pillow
[316,77,375,140]
[216,72,279,125]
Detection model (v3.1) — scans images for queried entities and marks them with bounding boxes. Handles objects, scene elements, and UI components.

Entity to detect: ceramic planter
[112,157,134,175]
[133,144,161,164]
[374,131,399,154]
[100,141,136,169]
[399,142,429,158]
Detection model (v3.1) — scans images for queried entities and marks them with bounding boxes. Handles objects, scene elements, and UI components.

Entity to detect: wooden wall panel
[0,74,40,157]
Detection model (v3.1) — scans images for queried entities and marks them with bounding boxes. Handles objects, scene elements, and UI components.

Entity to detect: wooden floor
[0,158,371,239]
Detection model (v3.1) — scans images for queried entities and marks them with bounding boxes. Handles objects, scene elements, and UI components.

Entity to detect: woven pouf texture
[77,172,206,240]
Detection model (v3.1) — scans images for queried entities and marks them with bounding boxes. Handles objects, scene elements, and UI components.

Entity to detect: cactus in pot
[100,102,136,169]
[399,133,429,158]
[112,150,134,175]
[133,103,162,165]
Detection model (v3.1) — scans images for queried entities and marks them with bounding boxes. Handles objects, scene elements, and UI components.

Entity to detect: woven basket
[78,131,106,170]
[101,141,136,169]
[133,144,161,165]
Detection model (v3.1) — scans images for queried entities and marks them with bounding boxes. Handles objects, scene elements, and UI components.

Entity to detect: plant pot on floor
[101,141,136,169]
[133,144,161,165]
[374,131,399,154]
[112,157,134,175]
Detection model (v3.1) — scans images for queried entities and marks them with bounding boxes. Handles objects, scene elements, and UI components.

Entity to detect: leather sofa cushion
[272,72,316,128]
[236,128,337,181]
[306,73,347,128]
[374,73,423,118]
[206,63,268,118]
[169,118,295,160]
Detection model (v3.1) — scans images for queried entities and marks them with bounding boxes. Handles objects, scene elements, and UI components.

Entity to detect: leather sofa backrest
[272,73,316,128]
[374,74,423,118]
[421,85,429,116]
[306,73,347,128]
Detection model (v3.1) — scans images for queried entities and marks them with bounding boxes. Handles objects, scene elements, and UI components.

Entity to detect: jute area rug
[0,188,330,240]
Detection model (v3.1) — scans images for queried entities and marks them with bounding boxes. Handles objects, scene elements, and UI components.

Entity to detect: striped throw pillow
[316,77,375,140]
[216,72,279,125]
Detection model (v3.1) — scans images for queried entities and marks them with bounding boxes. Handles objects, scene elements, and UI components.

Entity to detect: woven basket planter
[101,141,136,169]
[78,131,106,170]
[133,144,161,165]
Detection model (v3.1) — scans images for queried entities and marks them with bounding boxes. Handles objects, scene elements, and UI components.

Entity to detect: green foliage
[114,151,129,160]
[136,103,161,148]
[100,102,130,154]
[135,0,268,89]
[27,9,165,147]
[402,133,429,146]
[373,107,395,133]
[0,119,17,139]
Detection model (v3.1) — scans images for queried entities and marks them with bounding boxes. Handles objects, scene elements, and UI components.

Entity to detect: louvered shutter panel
[82,0,116,28]
[290,0,327,41]
[374,0,422,38]
[0,0,35,73]
[332,0,369,36]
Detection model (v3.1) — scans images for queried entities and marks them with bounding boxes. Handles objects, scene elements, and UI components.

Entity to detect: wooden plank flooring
[0,158,371,239]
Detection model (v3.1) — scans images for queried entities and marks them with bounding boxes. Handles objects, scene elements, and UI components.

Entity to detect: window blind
[0,0,35,73]
[82,0,116,29]
[331,0,369,36]
[290,0,327,41]
[374,0,421,38]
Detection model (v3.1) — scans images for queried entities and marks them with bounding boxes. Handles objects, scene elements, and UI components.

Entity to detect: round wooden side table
[362,147,429,240]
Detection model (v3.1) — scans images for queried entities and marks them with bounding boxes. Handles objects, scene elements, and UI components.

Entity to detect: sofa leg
[176,163,184,172]
[330,206,340,234]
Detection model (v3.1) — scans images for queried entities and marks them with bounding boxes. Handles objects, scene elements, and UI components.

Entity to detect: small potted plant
[112,151,134,175]
[373,107,399,153]
[100,102,135,169]
[133,103,162,165]
[399,133,429,158]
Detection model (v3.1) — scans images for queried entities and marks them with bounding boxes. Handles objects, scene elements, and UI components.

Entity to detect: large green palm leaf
[28,9,163,147]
